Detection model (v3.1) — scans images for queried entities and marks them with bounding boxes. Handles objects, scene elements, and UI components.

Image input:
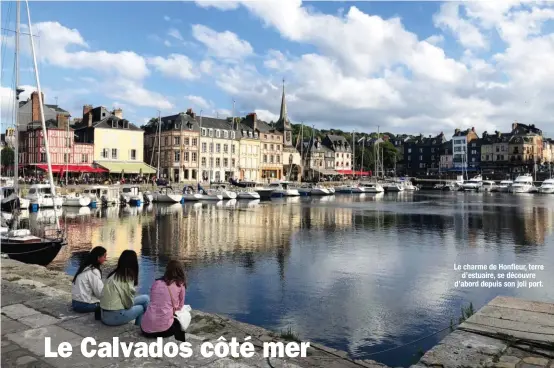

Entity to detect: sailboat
[1,0,66,266]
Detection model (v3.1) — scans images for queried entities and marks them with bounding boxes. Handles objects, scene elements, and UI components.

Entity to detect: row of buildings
[2,83,552,181]
[4,84,353,183]
[395,123,553,176]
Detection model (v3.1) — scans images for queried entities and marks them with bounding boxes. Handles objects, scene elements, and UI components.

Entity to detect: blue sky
[2,0,554,137]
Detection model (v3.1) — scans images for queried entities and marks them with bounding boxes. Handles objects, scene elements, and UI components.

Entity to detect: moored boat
[495,180,513,192]
[481,180,497,192]
[538,178,554,194]
[461,175,482,191]
[62,193,91,207]
[361,182,385,193]
[154,186,182,203]
[236,189,261,200]
[510,174,537,193]
[268,181,300,197]
[25,184,63,208]
[1,228,65,266]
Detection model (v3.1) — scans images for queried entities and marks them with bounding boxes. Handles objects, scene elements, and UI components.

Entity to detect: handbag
[166,283,191,331]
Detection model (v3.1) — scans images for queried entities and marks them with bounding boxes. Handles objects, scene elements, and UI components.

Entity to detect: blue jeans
[101,295,150,326]
[72,300,99,313]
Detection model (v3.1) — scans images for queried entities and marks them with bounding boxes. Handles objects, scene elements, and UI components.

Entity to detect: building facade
[439,140,453,171]
[243,113,281,180]
[301,137,326,181]
[322,134,352,174]
[198,114,240,182]
[143,111,199,182]
[237,122,260,182]
[403,133,446,175]
[73,106,155,175]
[452,128,479,170]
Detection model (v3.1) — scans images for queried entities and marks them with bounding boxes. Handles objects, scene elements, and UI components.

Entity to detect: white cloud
[185,95,212,110]
[168,28,184,41]
[147,54,198,80]
[195,0,239,11]
[433,2,488,49]
[191,24,253,61]
[106,78,173,111]
[254,109,279,123]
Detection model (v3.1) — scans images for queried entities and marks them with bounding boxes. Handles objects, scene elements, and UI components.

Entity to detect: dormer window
[168,119,172,124]
[187,123,192,130]
[254,132,258,138]
[216,130,221,138]
[201,128,207,136]
[248,131,252,138]
[223,130,228,138]
[231,132,235,139]
[209,129,213,137]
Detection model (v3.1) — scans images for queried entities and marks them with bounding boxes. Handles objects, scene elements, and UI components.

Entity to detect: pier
[411,296,554,368]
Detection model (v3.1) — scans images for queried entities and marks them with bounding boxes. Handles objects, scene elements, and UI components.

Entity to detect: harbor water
[23,191,554,367]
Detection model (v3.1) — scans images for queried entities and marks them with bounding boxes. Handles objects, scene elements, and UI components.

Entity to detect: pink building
[20,126,103,175]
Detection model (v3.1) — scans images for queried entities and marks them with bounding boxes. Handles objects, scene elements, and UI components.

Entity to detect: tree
[1,146,15,168]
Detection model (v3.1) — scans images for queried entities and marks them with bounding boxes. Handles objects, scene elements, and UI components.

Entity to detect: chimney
[186,108,196,118]
[57,114,69,130]
[483,131,488,137]
[247,112,258,131]
[454,128,460,134]
[31,91,45,121]
[83,104,93,117]
[471,127,475,132]
[113,108,123,119]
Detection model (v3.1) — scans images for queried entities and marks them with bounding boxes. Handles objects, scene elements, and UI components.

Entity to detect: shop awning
[35,164,107,173]
[337,170,371,176]
[311,168,339,176]
[95,161,156,174]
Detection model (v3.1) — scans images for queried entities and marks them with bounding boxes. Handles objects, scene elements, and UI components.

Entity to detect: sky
[1,0,554,138]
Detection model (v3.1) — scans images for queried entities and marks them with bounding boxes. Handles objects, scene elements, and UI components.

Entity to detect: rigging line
[0,1,13,84]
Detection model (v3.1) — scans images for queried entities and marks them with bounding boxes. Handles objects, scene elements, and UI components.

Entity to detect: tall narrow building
[274,79,302,181]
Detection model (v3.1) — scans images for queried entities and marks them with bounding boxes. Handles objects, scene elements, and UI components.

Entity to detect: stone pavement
[410,296,554,368]
[1,259,390,368]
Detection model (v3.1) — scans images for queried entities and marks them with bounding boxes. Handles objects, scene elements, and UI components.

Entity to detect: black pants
[142,319,186,341]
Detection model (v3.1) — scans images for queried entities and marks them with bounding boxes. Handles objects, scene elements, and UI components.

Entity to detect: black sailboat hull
[1,239,65,266]
[1,197,21,212]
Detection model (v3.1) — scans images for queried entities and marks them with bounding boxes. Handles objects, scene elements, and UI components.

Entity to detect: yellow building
[73,106,155,175]
[237,122,261,181]
[198,114,240,182]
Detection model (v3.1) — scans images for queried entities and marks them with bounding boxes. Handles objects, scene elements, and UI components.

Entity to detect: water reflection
[24,192,554,367]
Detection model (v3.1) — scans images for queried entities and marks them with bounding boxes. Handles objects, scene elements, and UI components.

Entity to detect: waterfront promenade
[1,259,389,368]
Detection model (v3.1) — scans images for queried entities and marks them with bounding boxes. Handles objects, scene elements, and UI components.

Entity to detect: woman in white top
[71,246,107,314]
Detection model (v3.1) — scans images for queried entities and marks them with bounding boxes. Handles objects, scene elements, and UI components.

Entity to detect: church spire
[276,78,290,129]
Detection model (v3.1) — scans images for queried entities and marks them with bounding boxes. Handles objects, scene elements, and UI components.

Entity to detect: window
[209,143,213,152]
[270,144,274,150]
[263,154,268,163]
[231,132,235,139]
[231,145,235,154]
[501,145,505,151]
[431,148,435,153]
[164,137,168,146]
[64,153,68,163]
[201,128,207,136]
[216,144,221,153]
[216,158,221,167]
[101,148,109,158]
[223,131,228,138]
[202,142,207,153]
[216,130,221,138]
[270,155,274,163]
[201,157,206,166]
[472,157,476,162]
[191,152,197,162]
[208,129,213,137]
[419,148,423,153]
[112,148,118,159]
[192,138,197,146]
[264,144,268,150]
[184,152,189,162]
[224,144,228,153]
[224,158,229,167]
[130,149,136,160]
[40,153,46,162]
[408,148,412,153]
[209,158,214,167]
[248,131,252,138]
[276,155,280,163]
[83,154,88,163]
[174,137,180,145]
[184,138,189,146]
[174,151,180,162]
[254,132,258,138]
[277,145,280,150]
[231,158,235,167]
[419,155,423,160]
[264,134,268,139]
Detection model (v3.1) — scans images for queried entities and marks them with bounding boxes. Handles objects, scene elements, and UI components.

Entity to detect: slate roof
[73,106,141,131]
[143,113,199,134]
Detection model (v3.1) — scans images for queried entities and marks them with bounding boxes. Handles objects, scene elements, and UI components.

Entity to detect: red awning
[35,164,107,173]
[336,170,371,176]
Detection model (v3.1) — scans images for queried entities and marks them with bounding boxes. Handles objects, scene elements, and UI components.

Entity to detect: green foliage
[1,146,15,167]
[279,326,300,342]
[458,302,475,324]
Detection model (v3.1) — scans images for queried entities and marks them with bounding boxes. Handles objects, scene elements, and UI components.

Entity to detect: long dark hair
[107,250,139,286]
[72,246,107,284]
[163,260,187,288]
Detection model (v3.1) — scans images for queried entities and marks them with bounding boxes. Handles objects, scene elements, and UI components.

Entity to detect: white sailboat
[510,174,537,193]
[154,186,182,203]
[1,0,65,266]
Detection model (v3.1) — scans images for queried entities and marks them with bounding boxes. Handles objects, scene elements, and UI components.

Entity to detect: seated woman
[71,246,107,315]
[100,250,149,326]
[141,260,187,341]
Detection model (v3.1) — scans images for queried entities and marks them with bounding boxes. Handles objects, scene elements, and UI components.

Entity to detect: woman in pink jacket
[141,260,186,341]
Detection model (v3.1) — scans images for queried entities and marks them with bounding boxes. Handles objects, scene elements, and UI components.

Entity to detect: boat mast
[352,130,355,179]
[361,136,365,178]
[14,0,20,194]
[231,99,235,182]
[299,121,303,183]
[66,115,69,185]
[157,110,161,178]
[26,0,59,230]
